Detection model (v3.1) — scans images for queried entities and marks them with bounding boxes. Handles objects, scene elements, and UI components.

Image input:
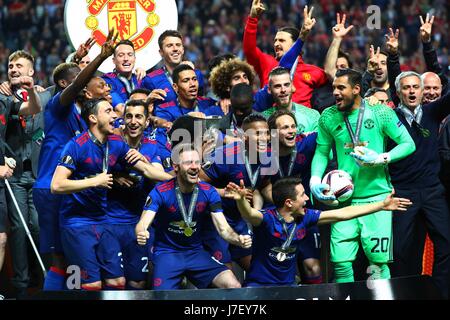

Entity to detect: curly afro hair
[209,58,255,99]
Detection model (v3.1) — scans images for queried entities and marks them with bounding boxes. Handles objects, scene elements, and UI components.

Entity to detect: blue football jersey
[202,142,274,223]
[35,92,88,189]
[150,127,173,172]
[271,133,317,195]
[141,67,205,103]
[154,97,223,123]
[57,133,130,226]
[102,72,142,108]
[143,179,223,252]
[107,137,162,224]
[245,207,321,286]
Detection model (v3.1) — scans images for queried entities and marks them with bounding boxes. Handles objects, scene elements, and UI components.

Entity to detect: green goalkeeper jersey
[262,102,320,134]
[311,103,415,199]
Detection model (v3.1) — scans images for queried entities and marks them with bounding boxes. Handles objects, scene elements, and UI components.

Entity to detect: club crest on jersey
[296,228,306,239]
[195,202,206,213]
[302,72,312,82]
[297,124,305,134]
[364,119,375,129]
[296,153,306,165]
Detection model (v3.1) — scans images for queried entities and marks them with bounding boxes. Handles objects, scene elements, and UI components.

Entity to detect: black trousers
[391,183,450,299]
[5,172,40,289]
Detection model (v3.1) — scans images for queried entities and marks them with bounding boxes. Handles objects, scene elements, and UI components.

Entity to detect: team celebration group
[0,0,449,299]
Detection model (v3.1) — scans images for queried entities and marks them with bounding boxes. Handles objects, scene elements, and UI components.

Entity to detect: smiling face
[372,53,388,86]
[124,104,148,139]
[85,77,112,103]
[93,100,118,135]
[8,57,34,86]
[174,149,201,185]
[422,72,442,104]
[160,36,184,67]
[244,121,270,154]
[113,44,136,76]
[332,75,360,111]
[287,184,309,216]
[273,31,294,60]
[269,73,293,108]
[398,75,423,110]
[275,114,297,149]
[173,69,199,105]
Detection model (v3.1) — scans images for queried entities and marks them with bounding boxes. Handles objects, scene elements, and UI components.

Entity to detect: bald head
[421,72,442,104]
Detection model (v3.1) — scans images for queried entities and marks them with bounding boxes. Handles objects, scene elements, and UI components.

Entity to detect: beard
[337,99,354,112]
[275,96,292,109]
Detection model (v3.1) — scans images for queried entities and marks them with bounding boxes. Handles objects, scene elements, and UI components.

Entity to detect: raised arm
[60,29,118,107]
[17,76,42,116]
[361,45,381,96]
[242,0,266,75]
[131,157,174,181]
[420,13,448,89]
[70,37,95,65]
[324,13,354,80]
[317,192,411,225]
[224,180,263,226]
[278,6,316,70]
[385,28,401,105]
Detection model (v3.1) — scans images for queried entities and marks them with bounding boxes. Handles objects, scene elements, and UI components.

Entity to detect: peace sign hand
[76,37,95,60]
[385,28,399,55]
[332,13,354,39]
[100,28,119,59]
[419,13,435,43]
[250,0,266,18]
[300,5,316,40]
[367,45,381,74]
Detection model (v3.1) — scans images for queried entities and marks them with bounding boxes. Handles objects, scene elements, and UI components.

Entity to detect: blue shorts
[152,249,228,290]
[33,188,63,254]
[98,224,151,282]
[202,218,252,264]
[298,225,321,261]
[61,224,122,284]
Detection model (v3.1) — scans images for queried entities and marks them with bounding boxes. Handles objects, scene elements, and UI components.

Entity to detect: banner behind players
[64,0,178,72]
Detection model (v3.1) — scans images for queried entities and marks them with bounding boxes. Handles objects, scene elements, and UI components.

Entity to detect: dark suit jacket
[2,90,51,178]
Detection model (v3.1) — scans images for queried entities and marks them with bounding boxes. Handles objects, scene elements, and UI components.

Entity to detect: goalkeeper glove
[350,146,391,167]
[310,176,339,206]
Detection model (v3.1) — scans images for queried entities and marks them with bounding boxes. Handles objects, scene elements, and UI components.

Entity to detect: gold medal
[184,226,193,237]
[276,252,287,262]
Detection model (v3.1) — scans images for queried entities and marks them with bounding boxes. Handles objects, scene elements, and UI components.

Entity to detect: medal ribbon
[175,184,199,228]
[276,211,297,250]
[343,101,365,146]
